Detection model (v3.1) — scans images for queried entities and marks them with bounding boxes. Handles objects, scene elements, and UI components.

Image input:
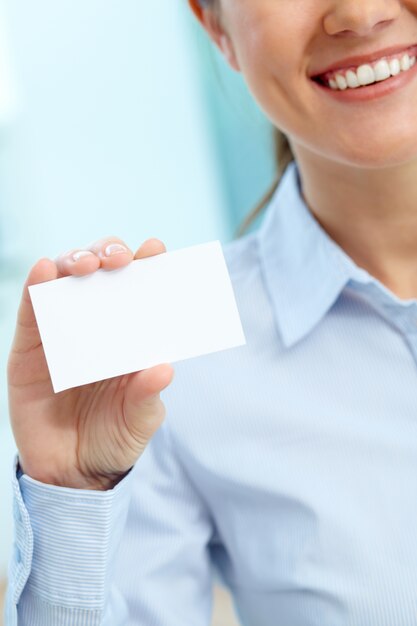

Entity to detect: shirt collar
[258,160,372,348]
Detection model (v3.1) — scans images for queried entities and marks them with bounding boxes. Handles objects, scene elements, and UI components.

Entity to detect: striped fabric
[6,159,417,625]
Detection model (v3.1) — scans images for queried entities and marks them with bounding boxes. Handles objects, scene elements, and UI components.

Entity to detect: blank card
[28,240,246,393]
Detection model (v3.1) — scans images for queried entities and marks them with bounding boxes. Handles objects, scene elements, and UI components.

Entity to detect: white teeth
[401,54,411,71]
[325,51,416,90]
[335,74,348,90]
[357,64,375,85]
[346,69,360,88]
[374,59,391,81]
[389,58,401,75]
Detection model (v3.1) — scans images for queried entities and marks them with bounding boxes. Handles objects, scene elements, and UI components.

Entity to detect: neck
[292,146,417,301]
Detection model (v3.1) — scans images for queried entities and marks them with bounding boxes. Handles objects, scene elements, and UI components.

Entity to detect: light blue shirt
[6,160,417,625]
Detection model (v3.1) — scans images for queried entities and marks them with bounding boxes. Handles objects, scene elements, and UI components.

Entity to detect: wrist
[18,458,133,490]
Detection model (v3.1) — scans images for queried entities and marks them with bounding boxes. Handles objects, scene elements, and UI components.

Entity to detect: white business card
[29,241,246,393]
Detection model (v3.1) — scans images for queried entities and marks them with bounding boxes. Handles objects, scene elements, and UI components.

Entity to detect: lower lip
[311,62,417,102]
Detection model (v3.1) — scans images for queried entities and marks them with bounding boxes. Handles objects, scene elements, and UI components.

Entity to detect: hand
[7,237,174,490]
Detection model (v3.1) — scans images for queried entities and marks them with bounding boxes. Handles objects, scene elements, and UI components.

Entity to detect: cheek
[232,10,317,126]
[237,27,290,96]
[234,20,311,130]
[237,10,303,69]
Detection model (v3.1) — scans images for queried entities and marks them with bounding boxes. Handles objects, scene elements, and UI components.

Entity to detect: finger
[122,363,175,441]
[54,248,100,277]
[55,236,133,276]
[88,236,133,271]
[134,238,167,260]
[11,258,58,353]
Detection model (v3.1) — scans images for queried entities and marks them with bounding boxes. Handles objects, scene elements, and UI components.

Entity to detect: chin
[323,131,417,170]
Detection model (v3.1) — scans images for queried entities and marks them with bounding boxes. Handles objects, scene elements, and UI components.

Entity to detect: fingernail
[104,243,128,257]
[72,250,95,262]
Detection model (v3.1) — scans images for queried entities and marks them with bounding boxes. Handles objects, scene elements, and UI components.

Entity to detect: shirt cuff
[10,452,135,610]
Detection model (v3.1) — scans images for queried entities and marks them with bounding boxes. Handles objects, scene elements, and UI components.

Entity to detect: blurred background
[0,1,275,622]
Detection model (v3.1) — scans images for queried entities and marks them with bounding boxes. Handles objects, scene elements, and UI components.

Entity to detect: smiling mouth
[311,46,417,91]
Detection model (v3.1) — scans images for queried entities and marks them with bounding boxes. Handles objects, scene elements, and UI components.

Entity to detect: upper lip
[310,43,417,78]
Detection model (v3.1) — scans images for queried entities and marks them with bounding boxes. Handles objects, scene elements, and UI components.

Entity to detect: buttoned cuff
[9,453,134,610]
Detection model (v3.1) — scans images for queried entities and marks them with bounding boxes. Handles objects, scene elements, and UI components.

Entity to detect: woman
[6,0,417,624]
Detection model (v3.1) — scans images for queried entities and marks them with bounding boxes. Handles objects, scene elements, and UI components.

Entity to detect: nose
[323,0,401,37]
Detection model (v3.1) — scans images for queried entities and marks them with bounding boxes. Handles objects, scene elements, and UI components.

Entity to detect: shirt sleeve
[5,421,215,626]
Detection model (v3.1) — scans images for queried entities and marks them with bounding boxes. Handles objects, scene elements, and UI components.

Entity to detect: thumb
[122,363,175,443]
[11,258,58,354]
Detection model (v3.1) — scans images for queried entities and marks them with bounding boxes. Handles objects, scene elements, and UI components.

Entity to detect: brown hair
[235,130,294,237]
[195,0,295,237]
